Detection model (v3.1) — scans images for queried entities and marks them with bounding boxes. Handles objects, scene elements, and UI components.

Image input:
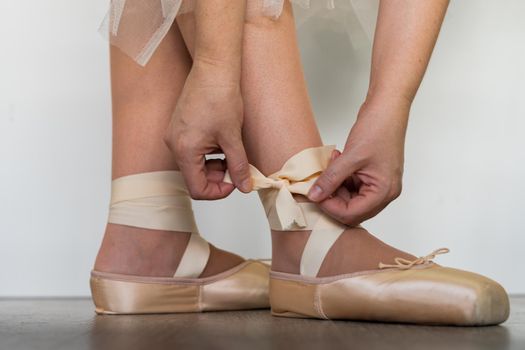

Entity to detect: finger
[220,135,252,193]
[330,149,342,161]
[308,153,357,202]
[335,185,352,202]
[319,186,388,226]
[205,158,228,183]
[333,150,359,195]
[343,174,361,196]
[179,152,234,200]
[205,158,227,172]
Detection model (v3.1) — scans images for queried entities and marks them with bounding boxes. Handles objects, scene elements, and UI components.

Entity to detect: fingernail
[241,178,252,192]
[308,185,323,201]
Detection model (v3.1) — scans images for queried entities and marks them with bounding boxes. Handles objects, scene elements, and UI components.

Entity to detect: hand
[164,62,251,200]
[307,99,410,225]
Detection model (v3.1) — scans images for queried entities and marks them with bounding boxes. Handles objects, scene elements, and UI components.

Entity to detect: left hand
[307,98,410,226]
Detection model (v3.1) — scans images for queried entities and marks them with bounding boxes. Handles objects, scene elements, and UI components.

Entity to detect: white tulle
[100,0,378,66]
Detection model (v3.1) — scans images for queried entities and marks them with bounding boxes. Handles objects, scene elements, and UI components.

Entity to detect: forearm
[366,0,449,109]
[192,0,246,84]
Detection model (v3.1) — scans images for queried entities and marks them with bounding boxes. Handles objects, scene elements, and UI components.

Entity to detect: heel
[269,277,327,319]
[90,275,200,315]
[91,261,270,315]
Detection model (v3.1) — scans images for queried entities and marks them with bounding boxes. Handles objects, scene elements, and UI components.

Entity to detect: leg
[178,2,414,276]
[241,3,417,276]
[94,23,243,277]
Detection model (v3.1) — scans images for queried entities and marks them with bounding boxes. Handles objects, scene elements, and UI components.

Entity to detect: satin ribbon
[225,145,350,276]
[109,170,199,233]
[108,170,210,278]
[225,145,336,231]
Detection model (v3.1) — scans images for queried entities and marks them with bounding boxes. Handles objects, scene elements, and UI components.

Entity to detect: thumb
[330,149,341,161]
[221,136,252,193]
[308,152,356,202]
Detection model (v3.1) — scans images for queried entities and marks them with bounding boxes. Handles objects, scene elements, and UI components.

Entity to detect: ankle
[271,229,310,274]
[199,244,245,277]
[95,224,245,278]
[269,194,316,274]
[94,223,191,277]
[271,225,417,277]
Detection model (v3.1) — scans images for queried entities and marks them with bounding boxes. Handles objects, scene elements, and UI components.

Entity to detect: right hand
[164,62,251,200]
[308,99,408,226]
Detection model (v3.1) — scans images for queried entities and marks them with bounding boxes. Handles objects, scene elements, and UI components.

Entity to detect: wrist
[192,55,241,86]
[357,93,411,135]
[363,88,413,113]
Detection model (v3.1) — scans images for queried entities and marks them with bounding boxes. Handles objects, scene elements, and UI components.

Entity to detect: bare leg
[241,3,417,276]
[178,3,415,276]
[94,24,243,277]
[242,3,420,276]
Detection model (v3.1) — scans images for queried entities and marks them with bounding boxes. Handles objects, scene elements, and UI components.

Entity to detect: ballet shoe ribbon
[224,145,336,231]
[108,171,210,278]
[378,248,450,270]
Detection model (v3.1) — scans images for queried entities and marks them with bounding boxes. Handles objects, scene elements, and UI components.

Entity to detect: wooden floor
[1,297,524,350]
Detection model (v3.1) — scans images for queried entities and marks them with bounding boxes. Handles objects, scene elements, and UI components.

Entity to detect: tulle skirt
[100,0,378,66]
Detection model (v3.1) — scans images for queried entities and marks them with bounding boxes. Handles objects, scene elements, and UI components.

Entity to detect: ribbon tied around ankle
[226,145,352,276]
[378,248,450,270]
[224,145,336,231]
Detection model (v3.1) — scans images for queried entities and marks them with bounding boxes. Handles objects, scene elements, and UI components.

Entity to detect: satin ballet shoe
[269,249,509,326]
[225,145,510,325]
[91,259,269,315]
[90,171,270,314]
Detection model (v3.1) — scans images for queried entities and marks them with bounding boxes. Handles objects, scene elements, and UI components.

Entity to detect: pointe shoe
[226,145,510,325]
[90,171,269,314]
[270,248,509,325]
[91,259,269,315]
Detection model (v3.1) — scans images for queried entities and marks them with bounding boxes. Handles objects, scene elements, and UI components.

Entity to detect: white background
[0,0,523,296]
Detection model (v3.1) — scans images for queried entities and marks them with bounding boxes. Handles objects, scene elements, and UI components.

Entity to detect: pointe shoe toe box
[360,265,510,326]
[435,266,510,326]
[271,265,510,325]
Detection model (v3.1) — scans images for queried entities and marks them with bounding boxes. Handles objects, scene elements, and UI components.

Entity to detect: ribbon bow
[378,248,450,270]
[224,145,335,230]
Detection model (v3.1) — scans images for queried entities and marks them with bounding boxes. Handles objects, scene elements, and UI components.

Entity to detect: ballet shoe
[90,171,269,314]
[225,145,510,325]
[91,259,269,315]
[269,249,509,325]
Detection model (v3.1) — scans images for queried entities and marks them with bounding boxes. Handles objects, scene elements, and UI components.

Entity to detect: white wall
[0,0,523,296]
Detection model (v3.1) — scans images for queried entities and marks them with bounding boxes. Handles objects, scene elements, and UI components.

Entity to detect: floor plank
[1,297,524,350]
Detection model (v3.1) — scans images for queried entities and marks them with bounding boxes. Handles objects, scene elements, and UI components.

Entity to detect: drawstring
[378,248,450,270]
